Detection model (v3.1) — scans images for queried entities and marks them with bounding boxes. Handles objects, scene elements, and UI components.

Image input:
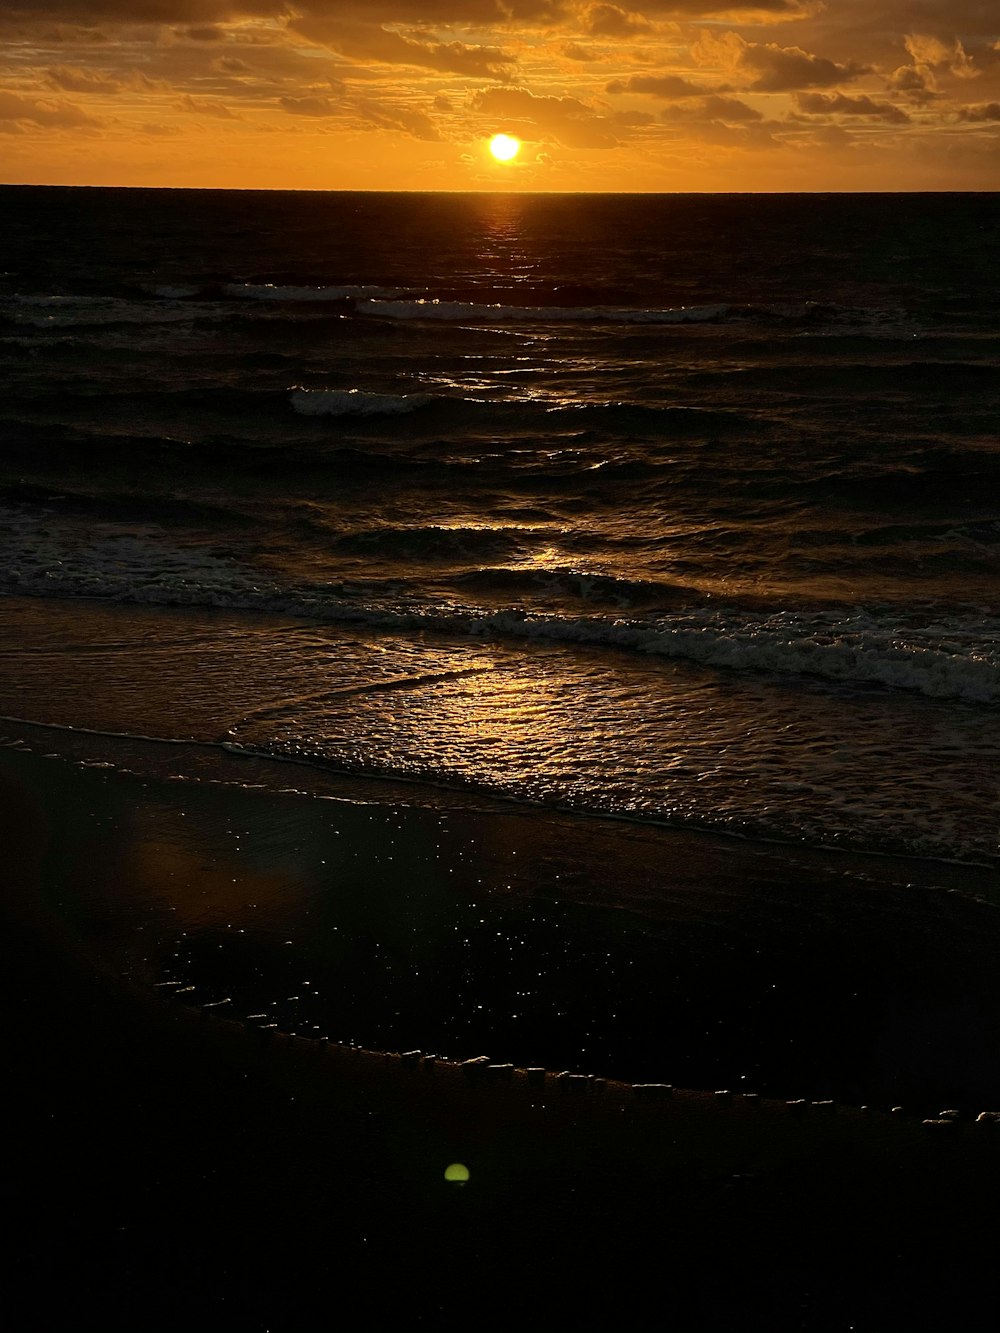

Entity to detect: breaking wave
[2,519,996,705]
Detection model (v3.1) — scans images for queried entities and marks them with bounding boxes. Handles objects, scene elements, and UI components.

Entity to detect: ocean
[2,186,999,1107]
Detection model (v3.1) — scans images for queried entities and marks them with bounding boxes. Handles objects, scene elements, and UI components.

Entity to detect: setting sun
[489,134,521,163]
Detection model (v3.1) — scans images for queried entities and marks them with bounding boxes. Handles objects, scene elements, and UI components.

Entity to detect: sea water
[2,187,998,1101]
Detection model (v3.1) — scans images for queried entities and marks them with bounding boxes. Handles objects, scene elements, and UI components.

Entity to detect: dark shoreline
[3,743,1000,1328]
[3,726,999,1113]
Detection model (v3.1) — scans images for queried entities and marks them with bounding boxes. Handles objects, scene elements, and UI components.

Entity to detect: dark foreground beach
[3,734,1000,1331]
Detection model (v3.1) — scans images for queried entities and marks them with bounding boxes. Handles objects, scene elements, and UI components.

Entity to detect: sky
[1,0,998,191]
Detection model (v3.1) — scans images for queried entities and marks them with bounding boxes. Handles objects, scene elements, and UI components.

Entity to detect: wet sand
[2,745,1000,1330]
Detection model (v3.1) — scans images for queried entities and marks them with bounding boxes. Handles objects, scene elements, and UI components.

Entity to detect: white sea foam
[289,387,433,416]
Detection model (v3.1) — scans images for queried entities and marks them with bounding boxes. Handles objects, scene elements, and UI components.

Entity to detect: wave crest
[290,387,433,417]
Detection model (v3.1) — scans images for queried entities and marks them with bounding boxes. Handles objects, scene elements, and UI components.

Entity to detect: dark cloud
[0,86,101,123]
[585,4,651,37]
[0,1,272,18]
[178,90,239,114]
[606,73,710,97]
[694,30,866,90]
[47,62,122,89]
[129,68,172,90]
[279,94,338,116]
[744,42,865,90]
[661,93,761,120]
[610,107,655,123]
[299,0,567,18]
[957,101,1000,120]
[702,93,761,119]
[888,64,932,93]
[10,23,111,42]
[289,19,517,81]
[660,107,779,147]
[796,90,910,121]
[360,99,440,139]
[627,0,806,12]
[472,84,619,146]
[0,0,567,21]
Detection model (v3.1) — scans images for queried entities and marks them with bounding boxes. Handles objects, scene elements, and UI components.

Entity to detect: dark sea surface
[2,186,999,1103]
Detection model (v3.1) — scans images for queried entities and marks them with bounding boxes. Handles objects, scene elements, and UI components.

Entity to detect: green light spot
[444,1162,470,1184]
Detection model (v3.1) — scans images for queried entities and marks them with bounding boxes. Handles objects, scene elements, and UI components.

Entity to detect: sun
[489,134,521,162]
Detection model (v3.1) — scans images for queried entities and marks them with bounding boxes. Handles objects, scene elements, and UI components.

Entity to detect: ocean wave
[2,514,996,704]
[222,282,405,302]
[290,387,433,417]
[330,525,532,560]
[286,385,748,434]
[357,298,733,324]
[454,566,695,608]
[353,296,916,330]
[3,289,921,340]
[1,292,227,329]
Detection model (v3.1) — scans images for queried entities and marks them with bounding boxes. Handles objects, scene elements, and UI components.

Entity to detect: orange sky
[1,1,998,191]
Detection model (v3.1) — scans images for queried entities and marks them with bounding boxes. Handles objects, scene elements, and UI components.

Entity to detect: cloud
[888,64,934,97]
[693,29,865,90]
[47,63,123,91]
[2,0,568,14]
[660,106,779,147]
[610,107,655,124]
[661,93,761,120]
[585,4,652,37]
[0,1,272,18]
[289,19,517,81]
[178,91,240,115]
[795,91,910,121]
[701,93,761,119]
[472,84,619,146]
[0,87,101,125]
[904,33,978,78]
[606,73,710,97]
[645,0,805,10]
[279,94,338,116]
[297,0,567,19]
[128,68,172,90]
[956,101,1000,121]
[0,23,110,44]
[183,24,225,39]
[360,99,441,139]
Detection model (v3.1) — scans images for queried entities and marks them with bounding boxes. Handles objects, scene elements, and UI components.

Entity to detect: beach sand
[2,738,1000,1330]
